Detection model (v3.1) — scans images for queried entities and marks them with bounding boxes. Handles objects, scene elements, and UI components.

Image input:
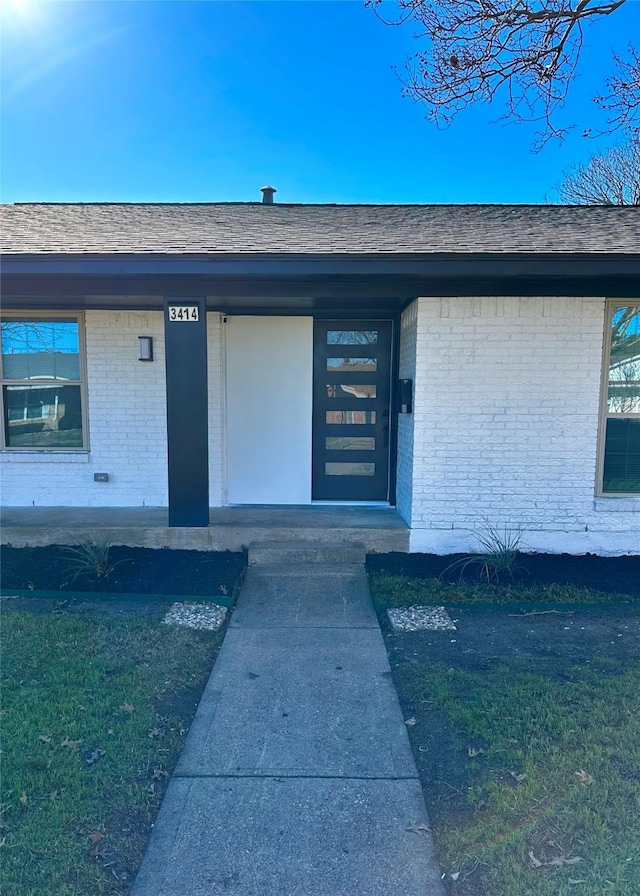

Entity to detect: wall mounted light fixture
[138,336,153,361]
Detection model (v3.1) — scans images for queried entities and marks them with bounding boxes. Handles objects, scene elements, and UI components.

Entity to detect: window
[1,316,87,450]
[599,304,640,494]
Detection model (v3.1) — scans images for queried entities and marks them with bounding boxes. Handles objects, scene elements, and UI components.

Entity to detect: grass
[376,570,640,894]
[1,611,222,896]
[369,574,635,607]
[397,658,640,895]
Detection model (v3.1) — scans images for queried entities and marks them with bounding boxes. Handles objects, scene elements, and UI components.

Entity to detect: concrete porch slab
[130,776,443,896]
[0,505,409,553]
[176,626,416,779]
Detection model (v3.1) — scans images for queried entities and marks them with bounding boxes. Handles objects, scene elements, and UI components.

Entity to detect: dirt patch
[382,602,640,684]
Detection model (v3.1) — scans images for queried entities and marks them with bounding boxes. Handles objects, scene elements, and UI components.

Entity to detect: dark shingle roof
[1,202,638,255]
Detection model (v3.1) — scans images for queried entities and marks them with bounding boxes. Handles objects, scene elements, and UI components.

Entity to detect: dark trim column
[164,297,209,526]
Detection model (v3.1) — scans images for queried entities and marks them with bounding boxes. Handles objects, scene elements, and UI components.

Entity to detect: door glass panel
[327,357,377,371]
[325,462,375,476]
[326,384,376,399]
[326,410,376,424]
[327,330,378,345]
[326,437,375,451]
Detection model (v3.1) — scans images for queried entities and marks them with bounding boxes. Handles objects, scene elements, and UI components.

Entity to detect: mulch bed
[0,545,246,597]
[367,551,640,597]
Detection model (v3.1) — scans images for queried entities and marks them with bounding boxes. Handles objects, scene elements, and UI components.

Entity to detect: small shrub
[443,521,527,583]
[61,533,123,582]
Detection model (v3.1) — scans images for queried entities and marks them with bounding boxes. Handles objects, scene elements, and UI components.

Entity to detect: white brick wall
[3,300,637,555]
[1,311,168,507]
[407,296,640,556]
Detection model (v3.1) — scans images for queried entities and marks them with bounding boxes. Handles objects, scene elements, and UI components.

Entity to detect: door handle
[382,409,390,448]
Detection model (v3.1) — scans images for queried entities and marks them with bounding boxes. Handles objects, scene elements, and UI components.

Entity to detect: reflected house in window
[326,361,377,422]
[0,201,638,556]
[602,306,640,494]
[607,307,640,415]
[1,321,85,449]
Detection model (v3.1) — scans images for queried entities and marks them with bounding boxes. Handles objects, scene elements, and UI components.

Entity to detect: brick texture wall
[406,296,640,555]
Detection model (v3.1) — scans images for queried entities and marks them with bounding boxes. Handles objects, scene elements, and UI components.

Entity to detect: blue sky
[1,0,637,204]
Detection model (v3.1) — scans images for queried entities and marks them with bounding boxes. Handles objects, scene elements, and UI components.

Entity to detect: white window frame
[597,300,640,497]
[0,312,89,452]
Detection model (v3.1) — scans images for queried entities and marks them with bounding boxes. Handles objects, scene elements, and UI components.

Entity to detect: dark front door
[312,320,392,501]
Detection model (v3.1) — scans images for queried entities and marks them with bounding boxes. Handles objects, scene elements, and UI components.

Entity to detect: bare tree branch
[370,0,635,147]
[554,137,640,204]
[593,44,640,134]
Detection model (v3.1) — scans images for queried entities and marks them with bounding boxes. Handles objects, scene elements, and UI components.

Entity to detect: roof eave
[2,251,640,279]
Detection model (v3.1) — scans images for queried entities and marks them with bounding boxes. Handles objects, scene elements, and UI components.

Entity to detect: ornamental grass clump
[61,533,123,582]
[443,521,528,584]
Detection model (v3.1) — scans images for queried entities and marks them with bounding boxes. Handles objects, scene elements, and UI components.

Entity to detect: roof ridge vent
[261,186,276,204]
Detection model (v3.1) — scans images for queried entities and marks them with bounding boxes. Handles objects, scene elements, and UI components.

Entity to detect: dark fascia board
[2,252,639,312]
[2,274,639,313]
[2,251,640,279]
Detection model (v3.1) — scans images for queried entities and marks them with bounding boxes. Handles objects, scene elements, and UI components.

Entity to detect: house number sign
[168,306,199,322]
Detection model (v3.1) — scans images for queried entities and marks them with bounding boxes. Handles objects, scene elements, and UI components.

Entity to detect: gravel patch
[162,602,227,631]
[387,605,457,632]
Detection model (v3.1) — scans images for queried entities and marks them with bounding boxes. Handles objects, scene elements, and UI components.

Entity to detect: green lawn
[401,658,640,895]
[4,576,638,896]
[1,611,221,896]
[369,573,635,606]
[372,573,640,895]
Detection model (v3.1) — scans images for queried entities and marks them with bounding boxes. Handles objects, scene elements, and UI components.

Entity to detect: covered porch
[0,504,409,553]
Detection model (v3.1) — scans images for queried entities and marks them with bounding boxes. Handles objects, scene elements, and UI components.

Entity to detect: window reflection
[326,384,376,399]
[326,437,375,451]
[325,462,375,476]
[327,331,378,345]
[608,306,640,414]
[607,385,640,415]
[327,357,377,371]
[3,384,83,448]
[326,411,376,424]
[1,318,85,449]
[1,321,80,381]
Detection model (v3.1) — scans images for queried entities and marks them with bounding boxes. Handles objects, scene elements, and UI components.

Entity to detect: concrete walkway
[131,543,444,896]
